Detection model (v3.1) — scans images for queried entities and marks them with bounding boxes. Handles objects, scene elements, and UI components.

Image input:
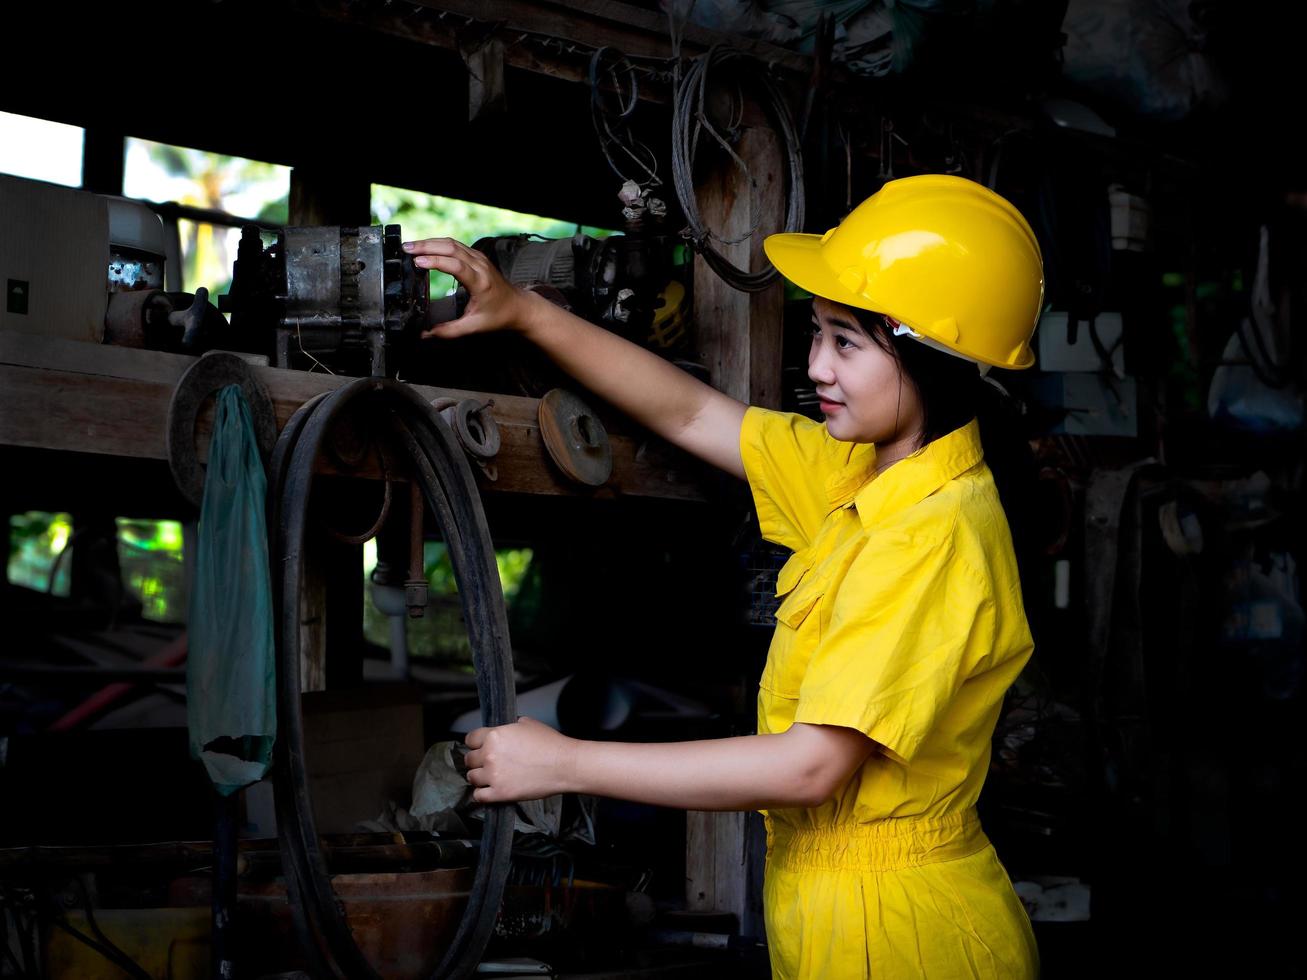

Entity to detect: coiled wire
[672,46,805,293]
[590,46,662,189]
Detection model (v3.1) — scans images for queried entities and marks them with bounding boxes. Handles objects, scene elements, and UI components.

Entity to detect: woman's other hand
[404,238,528,340]
[463,716,579,803]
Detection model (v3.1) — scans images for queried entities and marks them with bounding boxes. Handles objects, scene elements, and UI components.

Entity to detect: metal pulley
[537,388,612,487]
[433,396,502,480]
[105,286,225,351]
[167,351,278,507]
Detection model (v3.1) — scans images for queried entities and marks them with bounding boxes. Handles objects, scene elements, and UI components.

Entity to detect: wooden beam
[413,0,809,71]
[0,335,705,503]
[300,0,810,98]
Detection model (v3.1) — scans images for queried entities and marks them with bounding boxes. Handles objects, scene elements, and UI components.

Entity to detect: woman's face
[808,297,924,455]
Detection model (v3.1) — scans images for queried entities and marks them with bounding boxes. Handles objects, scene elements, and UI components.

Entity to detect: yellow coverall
[740,406,1039,979]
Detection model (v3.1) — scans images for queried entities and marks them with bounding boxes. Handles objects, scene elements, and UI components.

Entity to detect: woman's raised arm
[406,237,748,479]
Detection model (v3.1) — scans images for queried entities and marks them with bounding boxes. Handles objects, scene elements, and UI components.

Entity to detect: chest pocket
[761,550,827,698]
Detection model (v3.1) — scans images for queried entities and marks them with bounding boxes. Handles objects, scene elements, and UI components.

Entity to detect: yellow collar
[823,419,985,529]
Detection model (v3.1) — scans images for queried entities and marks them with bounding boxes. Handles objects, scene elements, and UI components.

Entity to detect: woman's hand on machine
[404,238,528,340]
[463,716,579,803]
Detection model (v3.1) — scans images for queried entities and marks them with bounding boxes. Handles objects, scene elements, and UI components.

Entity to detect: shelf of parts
[0,333,706,504]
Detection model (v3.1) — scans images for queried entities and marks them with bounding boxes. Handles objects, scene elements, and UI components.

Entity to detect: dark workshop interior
[1,0,1305,977]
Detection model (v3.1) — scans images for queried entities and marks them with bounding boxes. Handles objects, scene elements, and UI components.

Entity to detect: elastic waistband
[766,808,988,872]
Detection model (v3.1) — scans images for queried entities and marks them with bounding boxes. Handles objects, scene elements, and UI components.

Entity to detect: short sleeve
[792,530,995,766]
[740,406,841,552]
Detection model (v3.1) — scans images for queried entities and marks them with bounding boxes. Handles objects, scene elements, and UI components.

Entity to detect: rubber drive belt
[267,378,516,979]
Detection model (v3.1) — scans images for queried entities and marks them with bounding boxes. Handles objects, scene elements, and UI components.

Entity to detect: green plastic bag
[187,385,276,796]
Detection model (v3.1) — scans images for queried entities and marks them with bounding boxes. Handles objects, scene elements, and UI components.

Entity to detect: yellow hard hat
[764,174,1044,369]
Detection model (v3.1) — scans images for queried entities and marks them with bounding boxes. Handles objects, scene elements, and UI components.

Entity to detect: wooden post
[288,167,372,228]
[686,102,787,928]
[81,127,125,195]
[285,171,370,693]
[691,115,785,408]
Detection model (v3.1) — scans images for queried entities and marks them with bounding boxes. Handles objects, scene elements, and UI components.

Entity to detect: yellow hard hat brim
[764,232,871,312]
[763,231,1037,370]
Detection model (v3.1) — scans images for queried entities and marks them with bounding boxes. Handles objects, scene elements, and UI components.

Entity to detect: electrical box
[1037,310,1125,374]
[1029,373,1137,437]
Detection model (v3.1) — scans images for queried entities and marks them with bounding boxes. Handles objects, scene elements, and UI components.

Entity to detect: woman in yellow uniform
[406,173,1042,978]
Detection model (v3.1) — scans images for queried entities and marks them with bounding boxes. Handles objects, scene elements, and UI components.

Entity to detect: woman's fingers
[405,237,521,339]
[403,237,467,258]
[463,728,491,800]
[457,718,572,802]
[467,768,496,803]
[414,252,483,291]
[405,239,487,284]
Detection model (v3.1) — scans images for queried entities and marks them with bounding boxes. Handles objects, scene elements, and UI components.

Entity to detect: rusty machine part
[432,397,502,461]
[424,182,679,364]
[166,351,278,507]
[268,378,517,980]
[466,183,674,351]
[222,224,428,377]
[405,480,429,618]
[537,388,612,487]
[104,286,227,351]
[322,473,396,547]
[432,396,502,482]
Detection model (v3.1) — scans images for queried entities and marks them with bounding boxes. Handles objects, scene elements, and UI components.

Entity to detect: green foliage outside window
[116,519,185,623]
[124,138,291,299]
[372,184,614,299]
[8,512,73,596]
[7,513,184,621]
[362,539,535,669]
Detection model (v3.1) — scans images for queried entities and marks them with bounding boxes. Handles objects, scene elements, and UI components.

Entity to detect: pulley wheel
[537,388,612,487]
[167,351,278,506]
[433,397,501,462]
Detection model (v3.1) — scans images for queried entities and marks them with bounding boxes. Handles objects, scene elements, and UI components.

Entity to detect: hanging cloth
[187,384,276,795]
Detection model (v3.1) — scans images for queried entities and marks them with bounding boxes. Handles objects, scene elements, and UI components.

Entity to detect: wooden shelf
[0,333,707,504]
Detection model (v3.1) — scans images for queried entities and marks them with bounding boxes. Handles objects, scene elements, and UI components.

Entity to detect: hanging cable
[589,47,662,189]
[672,46,805,292]
[1235,227,1294,389]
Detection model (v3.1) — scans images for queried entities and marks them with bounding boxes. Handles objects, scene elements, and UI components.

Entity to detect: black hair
[849,310,985,449]
[849,309,1039,574]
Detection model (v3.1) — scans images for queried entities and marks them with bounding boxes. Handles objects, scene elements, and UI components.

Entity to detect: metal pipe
[212,792,238,980]
[45,633,189,732]
[0,664,186,684]
[0,837,480,876]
